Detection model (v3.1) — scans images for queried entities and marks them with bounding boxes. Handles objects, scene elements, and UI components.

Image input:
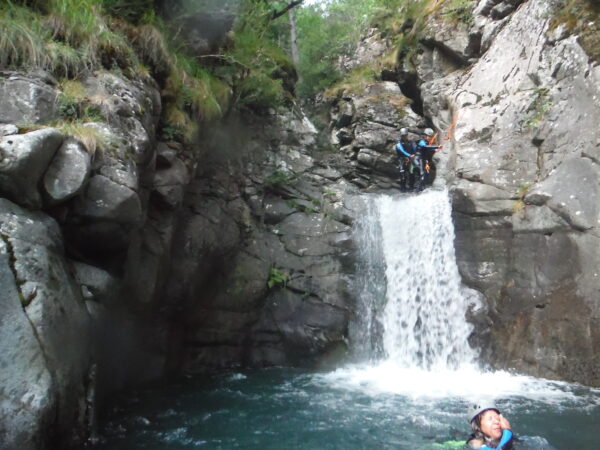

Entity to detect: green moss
[267,267,288,289]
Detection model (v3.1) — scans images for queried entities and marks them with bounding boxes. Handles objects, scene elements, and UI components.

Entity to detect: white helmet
[468,404,500,424]
[400,128,408,136]
[424,128,434,137]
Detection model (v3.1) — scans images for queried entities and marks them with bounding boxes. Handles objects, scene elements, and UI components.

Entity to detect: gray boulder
[43,137,92,205]
[74,174,143,225]
[71,261,118,304]
[0,124,18,137]
[0,128,64,209]
[0,75,59,124]
[152,153,190,210]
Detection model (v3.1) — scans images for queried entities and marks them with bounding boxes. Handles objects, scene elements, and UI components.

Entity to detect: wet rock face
[0,70,168,447]
[168,111,361,371]
[420,0,600,384]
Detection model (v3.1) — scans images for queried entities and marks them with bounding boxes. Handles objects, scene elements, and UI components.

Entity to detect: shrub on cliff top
[1,0,298,138]
[550,0,600,63]
[0,0,137,75]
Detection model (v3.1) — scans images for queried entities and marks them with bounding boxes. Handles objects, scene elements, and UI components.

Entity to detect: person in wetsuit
[467,405,513,450]
[416,127,440,187]
[394,128,418,191]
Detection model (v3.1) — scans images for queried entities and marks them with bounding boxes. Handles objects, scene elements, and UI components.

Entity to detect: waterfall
[349,199,386,361]
[353,189,476,370]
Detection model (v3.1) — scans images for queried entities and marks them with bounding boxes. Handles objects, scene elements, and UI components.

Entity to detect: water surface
[94,365,600,449]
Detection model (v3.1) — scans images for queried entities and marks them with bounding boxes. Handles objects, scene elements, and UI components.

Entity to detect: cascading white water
[349,198,386,361]
[322,189,597,408]
[377,189,476,369]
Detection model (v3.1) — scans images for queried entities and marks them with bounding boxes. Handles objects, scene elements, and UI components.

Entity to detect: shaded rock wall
[162,113,361,371]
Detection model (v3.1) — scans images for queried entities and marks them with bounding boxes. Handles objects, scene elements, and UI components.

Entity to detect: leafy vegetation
[294,0,381,97]
[267,267,288,289]
[522,87,552,130]
[264,170,295,189]
[293,0,476,98]
[441,0,475,26]
[0,0,297,146]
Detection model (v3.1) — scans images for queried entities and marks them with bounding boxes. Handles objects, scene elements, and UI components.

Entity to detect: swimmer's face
[479,410,502,439]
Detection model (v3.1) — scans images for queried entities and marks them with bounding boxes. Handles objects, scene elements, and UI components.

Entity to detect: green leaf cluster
[212,1,295,112]
[295,0,381,98]
[267,267,288,289]
[264,170,295,189]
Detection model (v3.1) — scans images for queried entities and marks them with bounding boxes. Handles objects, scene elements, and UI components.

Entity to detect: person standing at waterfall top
[417,128,440,185]
[467,405,514,449]
[395,127,418,191]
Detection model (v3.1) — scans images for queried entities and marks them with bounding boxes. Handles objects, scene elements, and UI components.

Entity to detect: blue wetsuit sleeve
[395,142,412,157]
[417,139,439,150]
[479,430,513,450]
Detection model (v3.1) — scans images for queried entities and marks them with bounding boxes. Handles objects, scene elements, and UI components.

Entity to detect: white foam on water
[316,362,599,406]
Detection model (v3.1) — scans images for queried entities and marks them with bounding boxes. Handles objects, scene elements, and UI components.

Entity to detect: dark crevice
[1,234,62,444]
[396,70,424,116]
[1,234,24,301]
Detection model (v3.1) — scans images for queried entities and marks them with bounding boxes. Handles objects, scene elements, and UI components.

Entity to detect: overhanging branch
[271,0,304,20]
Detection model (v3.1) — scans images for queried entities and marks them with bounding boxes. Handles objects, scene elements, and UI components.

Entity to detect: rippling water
[93,366,600,449]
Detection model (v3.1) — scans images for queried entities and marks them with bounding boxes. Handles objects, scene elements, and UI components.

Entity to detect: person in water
[467,405,513,449]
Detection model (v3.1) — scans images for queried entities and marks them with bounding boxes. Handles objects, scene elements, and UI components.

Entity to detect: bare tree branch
[271,0,304,20]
